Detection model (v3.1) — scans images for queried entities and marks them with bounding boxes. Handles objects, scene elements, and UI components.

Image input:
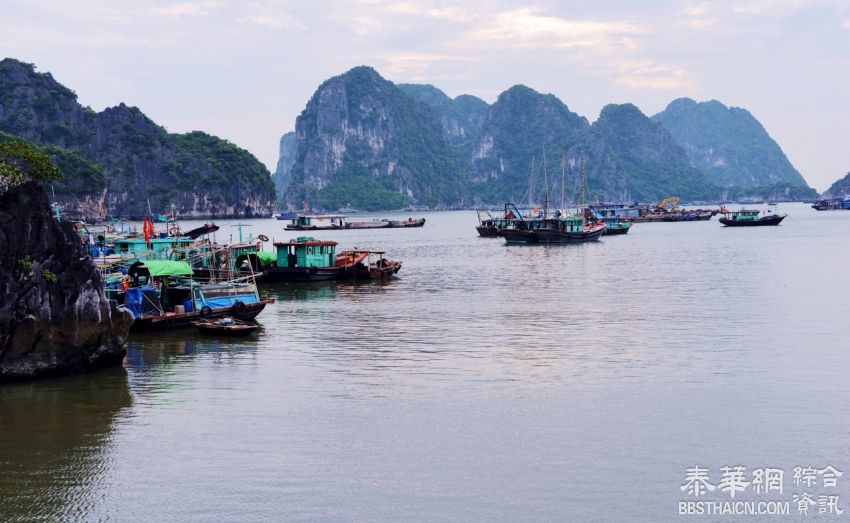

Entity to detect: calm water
[2,204,850,521]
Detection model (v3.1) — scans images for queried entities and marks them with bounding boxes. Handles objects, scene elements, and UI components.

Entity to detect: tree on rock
[0,132,60,193]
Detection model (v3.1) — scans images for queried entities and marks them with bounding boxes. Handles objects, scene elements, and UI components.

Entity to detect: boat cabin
[589,204,647,219]
[557,215,586,232]
[727,209,762,221]
[289,214,347,229]
[273,237,338,268]
[112,236,196,256]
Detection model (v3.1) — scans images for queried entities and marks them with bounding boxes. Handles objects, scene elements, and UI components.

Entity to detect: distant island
[277,66,816,211]
[823,171,850,197]
[0,58,275,220]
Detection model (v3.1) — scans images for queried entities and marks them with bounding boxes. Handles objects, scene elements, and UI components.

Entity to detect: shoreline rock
[0,181,133,381]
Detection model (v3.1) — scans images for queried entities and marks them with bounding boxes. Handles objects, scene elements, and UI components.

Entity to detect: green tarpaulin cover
[236,251,277,267]
[139,260,193,277]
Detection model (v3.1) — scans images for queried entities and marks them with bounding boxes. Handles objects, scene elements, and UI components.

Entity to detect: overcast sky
[3,0,848,190]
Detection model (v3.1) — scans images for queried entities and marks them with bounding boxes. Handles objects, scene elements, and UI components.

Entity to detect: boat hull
[534,226,606,243]
[500,228,538,244]
[285,218,426,231]
[719,215,786,226]
[130,300,271,332]
[603,225,631,235]
[258,266,343,282]
[476,225,500,237]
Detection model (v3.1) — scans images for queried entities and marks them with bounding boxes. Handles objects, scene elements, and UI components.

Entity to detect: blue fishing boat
[104,260,272,331]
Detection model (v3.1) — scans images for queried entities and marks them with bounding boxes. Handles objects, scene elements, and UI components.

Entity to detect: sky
[2,0,849,191]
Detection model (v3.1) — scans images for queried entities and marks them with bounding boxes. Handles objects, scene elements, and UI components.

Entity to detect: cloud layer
[1,0,848,190]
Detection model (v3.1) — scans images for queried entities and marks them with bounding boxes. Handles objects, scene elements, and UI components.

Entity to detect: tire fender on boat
[200,306,212,316]
[233,301,246,314]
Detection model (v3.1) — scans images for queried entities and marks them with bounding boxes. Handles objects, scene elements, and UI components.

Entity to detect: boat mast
[560,154,566,210]
[528,155,535,210]
[542,147,549,218]
[578,152,588,214]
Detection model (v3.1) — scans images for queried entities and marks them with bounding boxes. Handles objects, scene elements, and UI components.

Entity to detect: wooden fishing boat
[336,250,402,280]
[259,238,345,282]
[533,215,606,243]
[812,197,850,211]
[719,209,786,226]
[194,317,259,336]
[285,214,426,230]
[116,260,273,332]
[476,208,509,237]
[497,204,604,244]
[601,218,632,235]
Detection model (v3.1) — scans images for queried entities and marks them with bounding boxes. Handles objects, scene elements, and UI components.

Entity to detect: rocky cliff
[0,181,133,381]
[397,84,488,152]
[468,84,590,203]
[824,171,850,197]
[272,131,296,205]
[576,103,717,202]
[284,66,465,211]
[280,67,814,208]
[0,58,275,219]
[652,98,809,190]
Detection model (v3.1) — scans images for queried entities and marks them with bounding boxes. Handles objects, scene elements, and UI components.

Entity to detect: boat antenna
[229,223,253,243]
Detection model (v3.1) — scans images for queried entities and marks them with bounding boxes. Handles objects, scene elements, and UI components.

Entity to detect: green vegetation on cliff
[0,131,60,192]
[824,172,850,197]
[0,58,274,218]
[286,66,464,210]
[652,98,809,191]
[282,68,812,208]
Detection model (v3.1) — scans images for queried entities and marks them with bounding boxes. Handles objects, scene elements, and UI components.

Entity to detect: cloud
[244,13,304,29]
[466,8,646,49]
[379,52,476,77]
[154,1,220,17]
[732,0,816,15]
[83,30,166,48]
[842,20,850,29]
[612,60,695,90]
[678,2,718,30]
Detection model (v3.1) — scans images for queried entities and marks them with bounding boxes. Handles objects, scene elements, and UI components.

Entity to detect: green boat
[719,209,786,227]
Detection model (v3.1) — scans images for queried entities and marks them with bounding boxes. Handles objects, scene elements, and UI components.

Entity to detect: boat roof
[129,260,193,277]
[274,240,338,247]
[229,241,260,249]
[300,214,346,219]
[338,249,386,255]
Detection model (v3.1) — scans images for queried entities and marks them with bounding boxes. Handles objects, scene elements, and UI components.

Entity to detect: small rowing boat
[194,317,259,336]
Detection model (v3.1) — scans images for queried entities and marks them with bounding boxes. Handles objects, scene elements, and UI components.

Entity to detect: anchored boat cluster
[75,216,407,336]
[476,197,788,243]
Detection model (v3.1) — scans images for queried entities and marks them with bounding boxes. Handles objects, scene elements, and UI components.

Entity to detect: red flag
[143,217,151,243]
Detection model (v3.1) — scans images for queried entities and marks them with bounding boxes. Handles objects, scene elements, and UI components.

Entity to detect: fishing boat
[194,317,259,336]
[274,210,300,220]
[259,238,347,282]
[600,217,632,235]
[584,208,631,235]
[254,237,402,282]
[285,214,426,230]
[475,208,509,237]
[285,214,348,230]
[812,197,850,211]
[719,209,786,227]
[110,260,272,331]
[336,250,402,280]
[533,215,606,243]
[498,203,605,244]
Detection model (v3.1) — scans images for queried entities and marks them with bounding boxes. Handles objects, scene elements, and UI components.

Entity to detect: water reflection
[0,370,130,523]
